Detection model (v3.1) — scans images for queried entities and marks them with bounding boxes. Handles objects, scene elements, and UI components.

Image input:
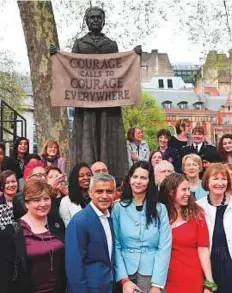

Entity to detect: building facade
[142,76,232,145]
[141,49,173,82]
[173,63,201,86]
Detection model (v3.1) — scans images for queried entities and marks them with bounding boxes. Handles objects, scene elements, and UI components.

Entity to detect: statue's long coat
[72,33,128,181]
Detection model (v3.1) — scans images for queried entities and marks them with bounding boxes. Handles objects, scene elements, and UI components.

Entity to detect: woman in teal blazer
[112,161,172,293]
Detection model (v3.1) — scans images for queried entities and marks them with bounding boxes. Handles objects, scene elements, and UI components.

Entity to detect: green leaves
[122,91,166,150]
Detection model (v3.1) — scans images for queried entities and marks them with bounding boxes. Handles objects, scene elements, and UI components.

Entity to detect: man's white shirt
[90,201,113,261]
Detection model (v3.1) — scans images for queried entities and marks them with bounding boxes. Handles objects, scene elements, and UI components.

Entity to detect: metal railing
[0,100,27,144]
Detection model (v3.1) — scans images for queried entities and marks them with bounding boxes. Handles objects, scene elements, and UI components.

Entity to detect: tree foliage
[52,0,232,59]
[53,0,169,50]
[122,92,166,150]
[17,1,70,165]
[0,52,24,109]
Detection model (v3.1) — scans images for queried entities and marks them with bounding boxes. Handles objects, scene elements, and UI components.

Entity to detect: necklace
[207,193,227,207]
[26,215,54,272]
[37,230,54,272]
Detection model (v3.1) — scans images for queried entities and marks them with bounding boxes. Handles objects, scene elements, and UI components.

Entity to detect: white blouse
[59,196,82,227]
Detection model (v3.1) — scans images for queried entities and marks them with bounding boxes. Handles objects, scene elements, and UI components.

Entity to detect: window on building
[158,79,164,88]
[162,101,172,109]
[178,101,188,110]
[193,102,204,110]
[167,79,173,88]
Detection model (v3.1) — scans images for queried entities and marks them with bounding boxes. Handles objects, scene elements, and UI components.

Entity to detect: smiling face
[17,139,28,155]
[158,135,169,149]
[133,128,144,143]
[192,132,204,145]
[4,174,18,199]
[28,167,46,181]
[183,157,200,178]
[173,180,190,209]
[46,143,58,157]
[89,180,115,214]
[79,167,92,190]
[151,152,162,167]
[130,167,149,195]
[25,194,51,219]
[208,172,228,197]
[222,138,232,153]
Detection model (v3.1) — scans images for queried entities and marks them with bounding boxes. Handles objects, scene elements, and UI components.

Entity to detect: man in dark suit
[65,173,116,293]
[180,126,217,162]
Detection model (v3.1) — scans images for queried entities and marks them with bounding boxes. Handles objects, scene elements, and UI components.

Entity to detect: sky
[0,0,230,74]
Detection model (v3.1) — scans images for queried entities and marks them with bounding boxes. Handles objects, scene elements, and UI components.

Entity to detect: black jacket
[0,215,65,293]
[180,142,217,161]
[0,157,22,179]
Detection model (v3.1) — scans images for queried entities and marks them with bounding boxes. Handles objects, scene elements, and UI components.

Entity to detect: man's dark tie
[195,145,198,153]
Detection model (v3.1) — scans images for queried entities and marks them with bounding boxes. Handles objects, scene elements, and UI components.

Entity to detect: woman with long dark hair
[59,163,92,227]
[159,173,215,293]
[217,134,232,163]
[11,137,30,178]
[112,161,171,293]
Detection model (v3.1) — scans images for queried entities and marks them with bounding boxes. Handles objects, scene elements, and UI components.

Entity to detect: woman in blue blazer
[112,161,171,293]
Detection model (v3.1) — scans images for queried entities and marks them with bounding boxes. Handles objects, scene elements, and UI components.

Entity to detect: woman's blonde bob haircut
[202,163,231,192]
[182,154,203,172]
[41,139,60,157]
[23,179,53,201]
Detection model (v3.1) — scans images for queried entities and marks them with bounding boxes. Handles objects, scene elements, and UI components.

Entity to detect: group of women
[127,123,232,169]
[0,130,232,293]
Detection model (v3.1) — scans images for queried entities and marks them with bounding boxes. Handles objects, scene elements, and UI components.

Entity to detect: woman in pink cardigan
[41,139,66,173]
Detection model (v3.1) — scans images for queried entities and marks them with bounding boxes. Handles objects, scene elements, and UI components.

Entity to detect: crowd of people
[0,119,231,293]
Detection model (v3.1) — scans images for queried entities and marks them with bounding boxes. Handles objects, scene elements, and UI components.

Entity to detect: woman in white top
[126,127,150,168]
[59,162,92,227]
[197,163,232,293]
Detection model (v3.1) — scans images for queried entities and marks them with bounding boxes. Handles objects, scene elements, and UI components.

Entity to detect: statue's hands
[49,44,59,56]
[133,45,142,55]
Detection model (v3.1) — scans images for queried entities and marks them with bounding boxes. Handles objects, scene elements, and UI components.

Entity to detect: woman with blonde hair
[0,179,66,293]
[160,173,215,293]
[198,163,232,293]
[182,154,208,200]
[41,139,66,173]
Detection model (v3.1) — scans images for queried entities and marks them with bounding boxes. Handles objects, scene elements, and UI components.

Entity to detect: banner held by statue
[51,50,141,108]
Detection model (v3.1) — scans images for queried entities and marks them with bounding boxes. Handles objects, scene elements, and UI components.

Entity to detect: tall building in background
[173,63,201,86]
[141,49,173,82]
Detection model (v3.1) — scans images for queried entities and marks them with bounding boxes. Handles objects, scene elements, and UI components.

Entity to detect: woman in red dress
[159,173,215,293]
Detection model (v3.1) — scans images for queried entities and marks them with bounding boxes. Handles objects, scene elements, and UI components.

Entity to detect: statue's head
[85,6,105,33]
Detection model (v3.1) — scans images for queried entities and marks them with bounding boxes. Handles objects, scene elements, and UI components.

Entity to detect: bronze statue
[50,6,141,181]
